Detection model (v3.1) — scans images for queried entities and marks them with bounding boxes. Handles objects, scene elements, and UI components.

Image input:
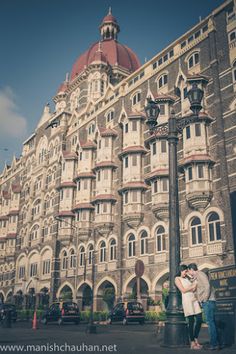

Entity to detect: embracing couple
[175,263,219,350]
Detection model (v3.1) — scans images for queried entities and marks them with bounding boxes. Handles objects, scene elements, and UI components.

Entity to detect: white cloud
[0,87,27,138]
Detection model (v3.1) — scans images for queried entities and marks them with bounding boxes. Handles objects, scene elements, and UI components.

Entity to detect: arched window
[44,196,50,212]
[30,225,39,241]
[39,148,47,164]
[88,123,95,135]
[190,217,202,245]
[62,251,68,270]
[70,249,76,269]
[22,207,27,221]
[156,226,166,252]
[54,140,59,155]
[140,231,148,255]
[158,74,168,88]
[132,92,141,106]
[88,244,94,265]
[106,110,114,122]
[128,234,136,257]
[32,199,41,217]
[79,247,85,267]
[43,221,48,238]
[109,239,117,261]
[101,80,105,95]
[233,60,236,82]
[188,52,200,69]
[52,167,57,180]
[229,30,236,42]
[46,170,52,186]
[99,241,106,263]
[49,144,54,159]
[208,212,221,242]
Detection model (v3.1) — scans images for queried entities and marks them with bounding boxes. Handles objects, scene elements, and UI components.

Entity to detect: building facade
[0,1,236,310]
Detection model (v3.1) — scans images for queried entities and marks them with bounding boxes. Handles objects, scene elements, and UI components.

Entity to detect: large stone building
[0,1,236,310]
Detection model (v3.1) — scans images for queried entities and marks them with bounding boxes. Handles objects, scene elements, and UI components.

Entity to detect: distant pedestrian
[188,263,219,350]
[175,264,202,350]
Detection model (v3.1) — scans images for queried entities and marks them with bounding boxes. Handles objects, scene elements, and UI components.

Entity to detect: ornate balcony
[123,203,144,228]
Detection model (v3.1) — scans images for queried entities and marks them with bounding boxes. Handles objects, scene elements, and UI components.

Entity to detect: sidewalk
[155,326,236,353]
[0,322,235,354]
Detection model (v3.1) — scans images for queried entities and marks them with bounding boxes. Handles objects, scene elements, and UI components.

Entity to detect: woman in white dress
[175,264,202,350]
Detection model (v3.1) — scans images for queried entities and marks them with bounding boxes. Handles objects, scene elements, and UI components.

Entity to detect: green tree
[103,287,115,310]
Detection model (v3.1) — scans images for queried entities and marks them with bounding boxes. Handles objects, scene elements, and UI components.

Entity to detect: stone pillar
[93,296,99,311]
[77,296,83,311]
[35,294,40,309]
[208,19,235,262]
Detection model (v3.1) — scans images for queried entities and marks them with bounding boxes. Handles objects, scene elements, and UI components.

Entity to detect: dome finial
[100,9,120,41]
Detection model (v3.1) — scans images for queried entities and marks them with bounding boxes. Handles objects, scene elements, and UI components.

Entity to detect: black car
[0,303,17,322]
[41,301,80,325]
[108,301,145,325]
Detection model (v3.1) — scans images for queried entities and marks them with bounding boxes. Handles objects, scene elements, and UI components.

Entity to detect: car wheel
[58,318,63,326]
[107,318,112,325]
[122,318,127,325]
[41,318,47,325]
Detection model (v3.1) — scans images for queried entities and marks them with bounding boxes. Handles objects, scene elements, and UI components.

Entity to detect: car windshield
[63,302,78,310]
[127,302,143,310]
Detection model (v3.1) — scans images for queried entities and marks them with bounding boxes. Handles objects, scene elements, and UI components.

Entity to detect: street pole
[87,229,96,334]
[74,228,79,304]
[163,114,189,347]
[137,276,141,302]
[144,83,204,347]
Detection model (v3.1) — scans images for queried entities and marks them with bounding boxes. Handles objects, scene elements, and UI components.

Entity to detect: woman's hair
[175,264,188,277]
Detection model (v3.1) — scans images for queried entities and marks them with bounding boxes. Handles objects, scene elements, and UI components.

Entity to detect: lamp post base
[87,324,97,334]
[162,312,189,348]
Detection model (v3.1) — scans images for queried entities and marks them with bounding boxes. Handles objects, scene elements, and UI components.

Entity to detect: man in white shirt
[188,263,219,350]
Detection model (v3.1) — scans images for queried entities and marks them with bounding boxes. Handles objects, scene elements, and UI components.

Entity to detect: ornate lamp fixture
[144,97,160,132]
[187,82,204,116]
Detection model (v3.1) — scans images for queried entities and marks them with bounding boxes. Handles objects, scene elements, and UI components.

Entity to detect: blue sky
[0,0,224,170]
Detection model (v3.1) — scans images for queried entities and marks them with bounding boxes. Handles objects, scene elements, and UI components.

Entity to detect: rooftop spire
[100,9,120,41]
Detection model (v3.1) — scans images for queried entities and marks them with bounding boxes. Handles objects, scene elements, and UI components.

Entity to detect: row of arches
[0,290,13,304]
[57,262,214,310]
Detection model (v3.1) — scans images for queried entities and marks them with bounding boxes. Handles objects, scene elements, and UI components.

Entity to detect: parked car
[108,301,145,325]
[41,301,80,325]
[0,303,17,323]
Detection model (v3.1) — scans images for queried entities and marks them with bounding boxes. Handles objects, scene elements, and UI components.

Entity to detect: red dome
[71,40,140,80]
[101,14,117,24]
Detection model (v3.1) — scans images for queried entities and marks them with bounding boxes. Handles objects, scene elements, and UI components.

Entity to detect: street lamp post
[145,83,204,347]
[87,241,96,334]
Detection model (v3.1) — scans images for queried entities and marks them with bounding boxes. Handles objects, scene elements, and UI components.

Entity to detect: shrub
[17,309,44,321]
[93,311,109,322]
[102,288,115,311]
[145,311,166,322]
[80,310,90,323]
